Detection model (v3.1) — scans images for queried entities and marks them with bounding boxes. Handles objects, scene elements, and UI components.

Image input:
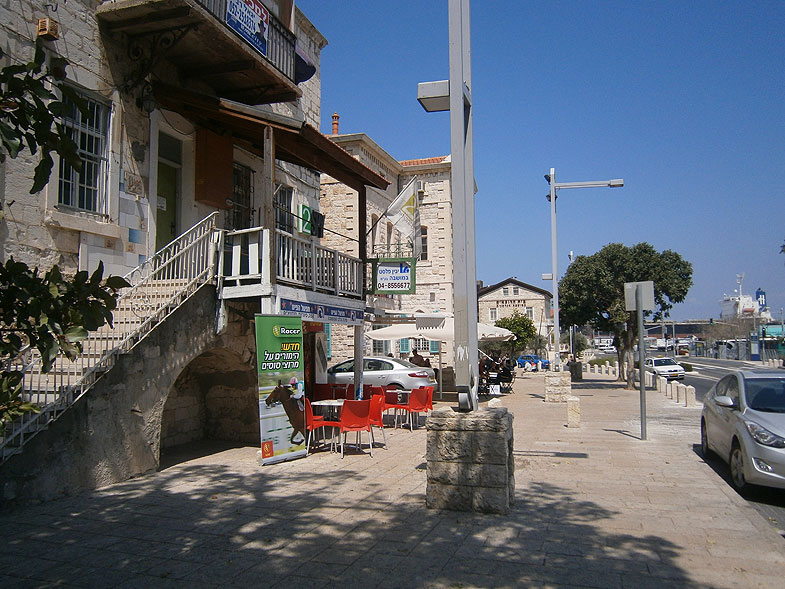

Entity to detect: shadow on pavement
[0,449,698,587]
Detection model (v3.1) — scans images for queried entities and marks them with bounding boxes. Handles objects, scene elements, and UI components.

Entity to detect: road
[678,356,785,536]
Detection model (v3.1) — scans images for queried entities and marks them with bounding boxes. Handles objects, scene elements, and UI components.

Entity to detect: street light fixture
[545,167,624,371]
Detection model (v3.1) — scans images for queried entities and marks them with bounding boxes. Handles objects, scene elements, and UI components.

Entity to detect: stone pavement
[2,373,784,588]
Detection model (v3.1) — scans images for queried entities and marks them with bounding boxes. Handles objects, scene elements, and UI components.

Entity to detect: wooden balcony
[96,0,300,105]
[219,227,364,301]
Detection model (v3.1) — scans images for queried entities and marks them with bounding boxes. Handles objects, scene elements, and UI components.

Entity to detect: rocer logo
[272,326,301,337]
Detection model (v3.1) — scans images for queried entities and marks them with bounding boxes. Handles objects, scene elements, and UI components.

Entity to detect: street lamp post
[545,168,624,372]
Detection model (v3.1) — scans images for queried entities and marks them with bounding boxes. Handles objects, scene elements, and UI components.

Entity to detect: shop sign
[371,258,416,294]
[280,298,363,325]
[225,0,269,58]
[255,314,306,465]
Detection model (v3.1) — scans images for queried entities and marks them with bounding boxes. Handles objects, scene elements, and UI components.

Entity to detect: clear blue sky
[297,1,785,322]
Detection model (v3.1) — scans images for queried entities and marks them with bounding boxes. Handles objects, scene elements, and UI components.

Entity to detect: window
[502,288,509,296]
[489,308,497,321]
[227,162,254,230]
[371,325,390,356]
[513,287,519,295]
[414,338,429,352]
[526,306,534,320]
[419,226,428,261]
[58,89,110,213]
[274,184,294,233]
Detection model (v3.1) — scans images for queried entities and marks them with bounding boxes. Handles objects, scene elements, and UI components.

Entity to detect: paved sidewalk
[2,373,784,587]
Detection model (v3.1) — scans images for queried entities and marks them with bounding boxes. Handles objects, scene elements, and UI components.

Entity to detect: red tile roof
[400,156,448,166]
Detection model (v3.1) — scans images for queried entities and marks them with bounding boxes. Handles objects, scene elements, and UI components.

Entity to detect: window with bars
[226,162,254,230]
[371,325,390,356]
[274,184,294,233]
[58,90,110,214]
[414,338,430,352]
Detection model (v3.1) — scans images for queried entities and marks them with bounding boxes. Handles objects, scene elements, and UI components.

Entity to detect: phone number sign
[372,258,416,294]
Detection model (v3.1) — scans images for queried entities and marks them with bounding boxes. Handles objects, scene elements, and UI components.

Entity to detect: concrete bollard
[676,383,686,403]
[685,385,696,407]
[567,396,580,428]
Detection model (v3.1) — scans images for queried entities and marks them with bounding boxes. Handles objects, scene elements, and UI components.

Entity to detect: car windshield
[744,378,785,413]
[653,358,677,366]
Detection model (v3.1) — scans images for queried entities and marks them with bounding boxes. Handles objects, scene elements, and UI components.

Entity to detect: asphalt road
[679,356,785,536]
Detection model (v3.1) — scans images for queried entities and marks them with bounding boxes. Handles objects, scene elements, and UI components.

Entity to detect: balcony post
[262,125,276,286]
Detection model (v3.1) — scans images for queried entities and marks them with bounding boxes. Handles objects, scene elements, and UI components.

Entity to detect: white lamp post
[418,0,478,410]
[545,168,624,371]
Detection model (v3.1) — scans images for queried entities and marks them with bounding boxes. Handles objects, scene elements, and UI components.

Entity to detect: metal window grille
[226,162,254,230]
[58,91,109,214]
[274,184,294,233]
[420,226,428,261]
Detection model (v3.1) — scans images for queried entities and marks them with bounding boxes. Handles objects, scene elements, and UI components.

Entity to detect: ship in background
[720,273,773,321]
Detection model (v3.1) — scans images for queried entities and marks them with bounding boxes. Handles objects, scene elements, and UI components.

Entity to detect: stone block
[426,429,473,462]
[426,481,472,511]
[544,372,571,403]
[676,384,686,403]
[567,396,580,428]
[472,487,510,514]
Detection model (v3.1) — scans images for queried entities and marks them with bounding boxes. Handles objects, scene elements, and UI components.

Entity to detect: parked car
[701,369,785,491]
[326,356,436,389]
[516,354,550,370]
[644,357,685,380]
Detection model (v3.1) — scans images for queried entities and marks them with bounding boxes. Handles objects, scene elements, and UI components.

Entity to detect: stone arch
[161,346,259,450]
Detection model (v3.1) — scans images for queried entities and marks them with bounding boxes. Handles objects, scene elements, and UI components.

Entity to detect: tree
[0,46,129,429]
[494,311,537,356]
[0,40,84,195]
[559,243,693,389]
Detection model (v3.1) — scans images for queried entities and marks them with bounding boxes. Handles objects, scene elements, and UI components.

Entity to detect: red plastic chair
[383,388,410,428]
[304,398,326,454]
[422,386,434,412]
[338,399,373,458]
[368,393,386,449]
[405,387,430,430]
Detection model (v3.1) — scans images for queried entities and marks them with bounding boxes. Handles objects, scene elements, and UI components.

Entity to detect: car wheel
[729,441,748,492]
[700,420,714,459]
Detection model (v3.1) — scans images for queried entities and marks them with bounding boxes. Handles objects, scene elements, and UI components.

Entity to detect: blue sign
[225,0,269,58]
[280,298,363,325]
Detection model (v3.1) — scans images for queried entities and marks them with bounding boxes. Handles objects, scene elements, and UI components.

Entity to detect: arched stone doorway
[160,346,258,461]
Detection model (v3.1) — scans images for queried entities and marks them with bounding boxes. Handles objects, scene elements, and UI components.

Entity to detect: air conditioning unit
[37,18,59,40]
[417,181,425,193]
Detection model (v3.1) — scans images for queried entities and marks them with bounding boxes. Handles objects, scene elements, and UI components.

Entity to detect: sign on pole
[371,258,416,294]
[624,281,655,312]
[624,281,654,441]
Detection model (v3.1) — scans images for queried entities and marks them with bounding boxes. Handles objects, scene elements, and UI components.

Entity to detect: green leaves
[0,39,84,194]
[0,258,129,430]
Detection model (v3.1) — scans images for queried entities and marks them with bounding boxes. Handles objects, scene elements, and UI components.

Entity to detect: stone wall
[1,286,260,505]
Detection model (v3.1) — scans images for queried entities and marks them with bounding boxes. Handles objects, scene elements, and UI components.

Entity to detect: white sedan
[644,357,685,380]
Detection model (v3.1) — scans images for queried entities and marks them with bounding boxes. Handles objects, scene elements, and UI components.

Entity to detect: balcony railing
[219,228,363,299]
[196,0,295,82]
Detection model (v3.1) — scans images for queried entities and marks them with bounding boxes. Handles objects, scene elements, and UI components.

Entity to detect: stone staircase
[1,213,220,463]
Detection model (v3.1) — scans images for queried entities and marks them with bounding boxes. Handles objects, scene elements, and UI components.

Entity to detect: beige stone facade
[477,278,553,339]
[0,2,327,278]
[320,130,455,366]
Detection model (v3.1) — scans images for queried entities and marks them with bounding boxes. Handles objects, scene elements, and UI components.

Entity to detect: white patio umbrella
[365,314,516,343]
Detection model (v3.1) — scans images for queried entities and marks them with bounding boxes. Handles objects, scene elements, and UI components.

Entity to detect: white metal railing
[1,213,220,462]
[220,227,363,298]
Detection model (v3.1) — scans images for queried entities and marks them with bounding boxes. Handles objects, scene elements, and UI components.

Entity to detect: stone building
[319,119,456,367]
[0,1,391,500]
[477,278,552,340]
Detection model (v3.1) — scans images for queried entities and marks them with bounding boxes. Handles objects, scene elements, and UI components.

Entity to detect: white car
[644,357,685,380]
[701,369,785,491]
[327,356,436,389]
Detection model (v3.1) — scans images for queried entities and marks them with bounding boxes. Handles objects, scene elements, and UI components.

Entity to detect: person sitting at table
[410,349,430,367]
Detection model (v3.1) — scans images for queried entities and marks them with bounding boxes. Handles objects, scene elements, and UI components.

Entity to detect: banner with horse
[255,314,306,464]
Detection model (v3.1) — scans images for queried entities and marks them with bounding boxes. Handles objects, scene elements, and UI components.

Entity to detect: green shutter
[429,340,440,354]
[399,338,410,354]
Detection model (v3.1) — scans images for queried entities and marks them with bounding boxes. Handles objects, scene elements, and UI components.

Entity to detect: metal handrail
[0,213,220,462]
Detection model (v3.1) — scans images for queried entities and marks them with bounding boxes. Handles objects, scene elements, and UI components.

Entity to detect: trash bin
[569,361,583,381]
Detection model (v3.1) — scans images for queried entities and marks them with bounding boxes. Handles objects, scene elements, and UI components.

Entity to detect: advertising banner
[255,314,306,464]
[225,0,270,58]
[279,298,363,325]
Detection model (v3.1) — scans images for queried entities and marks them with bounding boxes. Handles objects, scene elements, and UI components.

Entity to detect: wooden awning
[153,83,389,192]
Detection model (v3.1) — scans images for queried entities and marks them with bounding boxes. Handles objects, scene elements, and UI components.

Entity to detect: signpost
[625,281,655,441]
[371,258,416,295]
